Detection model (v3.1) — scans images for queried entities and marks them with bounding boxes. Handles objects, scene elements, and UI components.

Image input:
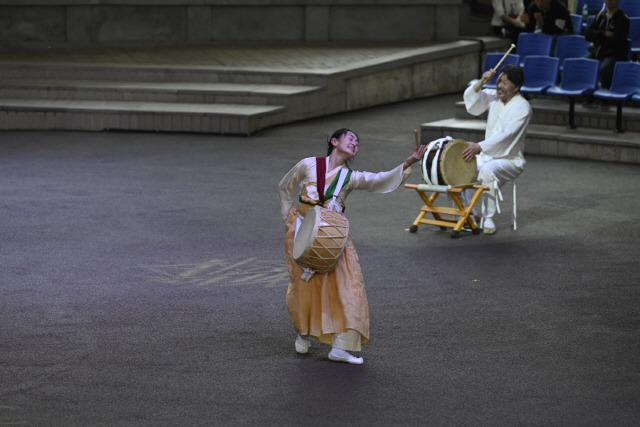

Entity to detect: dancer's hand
[403,144,428,169]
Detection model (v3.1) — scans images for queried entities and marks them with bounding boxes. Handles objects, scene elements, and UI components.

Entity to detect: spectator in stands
[584,0,630,93]
[521,0,574,35]
[491,0,527,44]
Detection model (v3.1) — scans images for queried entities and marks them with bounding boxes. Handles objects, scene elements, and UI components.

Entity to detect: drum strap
[326,168,348,213]
[315,157,326,204]
[423,136,452,185]
[430,142,443,185]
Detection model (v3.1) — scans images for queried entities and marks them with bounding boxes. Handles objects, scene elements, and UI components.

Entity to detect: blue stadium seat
[577,0,605,14]
[619,0,640,18]
[516,33,554,68]
[555,35,590,71]
[481,53,520,90]
[593,62,640,133]
[519,55,560,95]
[570,14,583,34]
[583,15,595,34]
[547,58,599,128]
[629,17,640,60]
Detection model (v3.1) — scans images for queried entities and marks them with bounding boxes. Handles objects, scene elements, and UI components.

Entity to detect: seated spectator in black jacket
[584,0,630,90]
[521,0,573,35]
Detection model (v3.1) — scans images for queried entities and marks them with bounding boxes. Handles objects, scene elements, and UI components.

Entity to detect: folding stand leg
[405,184,488,237]
[406,187,446,233]
[448,187,485,237]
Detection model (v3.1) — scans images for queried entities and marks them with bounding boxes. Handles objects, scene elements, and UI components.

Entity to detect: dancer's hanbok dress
[279,156,411,350]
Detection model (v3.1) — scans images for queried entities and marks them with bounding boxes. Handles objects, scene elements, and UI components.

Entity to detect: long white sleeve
[336,163,411,202]
[464,84,496,117]
[278,158,311,222]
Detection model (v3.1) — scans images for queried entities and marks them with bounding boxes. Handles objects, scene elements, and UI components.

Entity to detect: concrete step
[0,98,286,134]
[454,98,640,133]
[0,62,330,134]
[420,118,640,164]
[0,79,322,105]
[0,62,329,86]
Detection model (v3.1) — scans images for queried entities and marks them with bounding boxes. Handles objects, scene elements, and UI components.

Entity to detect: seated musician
[461,65,532,234]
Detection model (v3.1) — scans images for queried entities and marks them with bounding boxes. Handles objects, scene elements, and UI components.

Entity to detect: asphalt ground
[1,93,639,426]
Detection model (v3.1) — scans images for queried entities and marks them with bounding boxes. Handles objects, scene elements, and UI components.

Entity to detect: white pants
[332,329,362,352]
[466,158,523,220]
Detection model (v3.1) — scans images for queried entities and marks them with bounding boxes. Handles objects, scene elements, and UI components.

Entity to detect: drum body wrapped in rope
[422,136,477,186]
[293,205,349,275]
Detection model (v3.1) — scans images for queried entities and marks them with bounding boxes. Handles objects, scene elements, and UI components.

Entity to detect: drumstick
[492,43,516,72]
[414,129,419,149]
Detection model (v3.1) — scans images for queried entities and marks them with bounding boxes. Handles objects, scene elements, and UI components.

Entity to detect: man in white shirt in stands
[461,64,532,234]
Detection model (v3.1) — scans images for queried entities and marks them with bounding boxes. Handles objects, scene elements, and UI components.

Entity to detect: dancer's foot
[295,334,310,354]
[328,348,363,364]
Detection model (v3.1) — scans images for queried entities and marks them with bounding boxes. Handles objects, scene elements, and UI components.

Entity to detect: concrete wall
[0,1,463,49]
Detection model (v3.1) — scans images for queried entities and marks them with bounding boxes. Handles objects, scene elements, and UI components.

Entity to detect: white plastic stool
[512,180,517,231]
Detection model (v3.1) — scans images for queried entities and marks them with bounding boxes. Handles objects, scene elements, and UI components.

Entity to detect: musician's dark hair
[500,64,525,90]
[326,128,359,166]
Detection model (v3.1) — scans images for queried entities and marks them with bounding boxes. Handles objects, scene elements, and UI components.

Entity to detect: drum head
[293,207,317,260]
[440,139,477,185]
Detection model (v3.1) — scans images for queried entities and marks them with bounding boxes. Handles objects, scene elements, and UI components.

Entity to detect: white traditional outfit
[463,84,532,220]
[278,157,411,351]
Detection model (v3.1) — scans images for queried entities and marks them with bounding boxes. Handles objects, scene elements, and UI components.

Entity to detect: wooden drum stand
[406,133,488,238]
[405,183,488,238]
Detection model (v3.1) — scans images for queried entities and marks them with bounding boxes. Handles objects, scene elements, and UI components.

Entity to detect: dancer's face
[332,131,359,158]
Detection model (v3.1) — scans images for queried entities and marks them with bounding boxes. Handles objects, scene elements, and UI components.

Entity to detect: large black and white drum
[422,137,477,186]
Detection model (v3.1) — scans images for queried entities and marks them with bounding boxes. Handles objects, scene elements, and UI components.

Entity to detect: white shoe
[295,334,310,354]
[328,348,364,364]
[483,218,496,235]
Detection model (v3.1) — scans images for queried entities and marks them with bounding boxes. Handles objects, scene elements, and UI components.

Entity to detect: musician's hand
[474,69,496,92]
[403,144,428,169]
[520,12,530,24]
[481,69,496,85]
[534,12,543,24]
[462,142,482,162]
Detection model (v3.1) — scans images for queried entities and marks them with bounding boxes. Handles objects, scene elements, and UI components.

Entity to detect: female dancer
[278,128,426,364]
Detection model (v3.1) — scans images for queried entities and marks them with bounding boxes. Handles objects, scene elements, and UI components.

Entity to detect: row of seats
[483,33,591,90]
[482,53,640,133]
[513,32,638,70]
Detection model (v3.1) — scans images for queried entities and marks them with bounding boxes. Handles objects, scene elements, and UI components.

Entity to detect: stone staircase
[2,40,638,164]
[0,40,507,136]
[420,96,640,164]
[0,61,332,135]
